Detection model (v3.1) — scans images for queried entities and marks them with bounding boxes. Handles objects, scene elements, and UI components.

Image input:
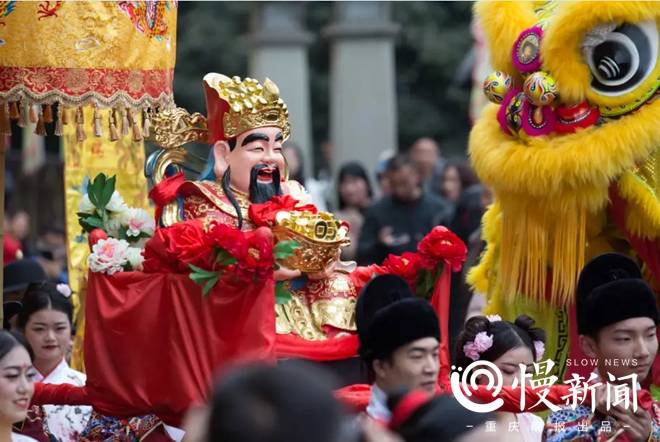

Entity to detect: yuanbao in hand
[77,173,155,244]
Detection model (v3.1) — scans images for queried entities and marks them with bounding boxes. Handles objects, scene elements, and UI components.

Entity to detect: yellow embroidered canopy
[0,0,177,140]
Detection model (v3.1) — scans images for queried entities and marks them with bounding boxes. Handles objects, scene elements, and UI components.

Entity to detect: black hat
[356,274,414,345]
[576,253,659,335]
[2,301,22,330]
[361,298,440,362]
[3,259,47,294]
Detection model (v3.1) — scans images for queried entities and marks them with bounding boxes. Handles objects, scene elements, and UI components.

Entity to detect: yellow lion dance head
[469,1,660,305]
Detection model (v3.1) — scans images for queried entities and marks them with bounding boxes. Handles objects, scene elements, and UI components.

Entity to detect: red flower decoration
[238,227,275,280]
[142,220,214,273]
[383,252,421,283]
[248,195,317,227]
[208,222,248,260]
[417,226,467,272]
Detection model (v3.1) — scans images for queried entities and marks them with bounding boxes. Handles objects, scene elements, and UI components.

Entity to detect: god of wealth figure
[154,73,357,341]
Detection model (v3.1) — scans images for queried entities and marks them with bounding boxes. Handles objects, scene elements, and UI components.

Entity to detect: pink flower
[120,208,155,238]
[534,340,545,362]
[88,238,130,275]
[56,284,72,298]
[462,331,493,361]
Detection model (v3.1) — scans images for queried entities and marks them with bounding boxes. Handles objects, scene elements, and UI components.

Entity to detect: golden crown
[205,73,290,140]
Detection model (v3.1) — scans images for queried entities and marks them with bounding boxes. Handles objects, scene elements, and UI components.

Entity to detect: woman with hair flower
[455,314,546,441]
[14,282,91,442]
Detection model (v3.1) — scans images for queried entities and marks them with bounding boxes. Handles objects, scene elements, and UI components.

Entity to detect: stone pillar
[324,2,399,179]
[248,2,314,179]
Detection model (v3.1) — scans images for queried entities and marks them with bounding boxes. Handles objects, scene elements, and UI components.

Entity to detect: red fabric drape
[276,334,359,361]
[430,266,452,388]
[147,172,186,223]
[32,383,91,406]
[83,271,275,426]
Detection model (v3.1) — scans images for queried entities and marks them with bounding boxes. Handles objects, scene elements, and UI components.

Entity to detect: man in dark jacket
[357,154,451,265]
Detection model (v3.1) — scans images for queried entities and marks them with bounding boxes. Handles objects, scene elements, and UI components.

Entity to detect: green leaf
[98,175,116,209]
[415,269,435,299]
[79,215,105,232]
[651,384,660,401]
[274,240,301,260]
[275,281,292,305]
[215,248,238,267]
[88,174,106,208]
[77,211,96,219]
[189,264,219,279]
[202,274,220,297]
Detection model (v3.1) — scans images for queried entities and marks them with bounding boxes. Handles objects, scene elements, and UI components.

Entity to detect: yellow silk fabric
[0,1,176,70]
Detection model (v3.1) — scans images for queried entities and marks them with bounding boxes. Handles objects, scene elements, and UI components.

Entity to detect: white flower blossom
[120,208,155,238]
[106,191,129,214]
[88,238,130,275]
[126,247,145,271]
[78,194,96,215]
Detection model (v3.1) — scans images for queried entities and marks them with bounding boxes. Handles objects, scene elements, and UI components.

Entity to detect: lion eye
[582,20,658,96]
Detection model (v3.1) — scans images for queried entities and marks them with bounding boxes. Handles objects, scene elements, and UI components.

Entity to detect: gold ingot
[273,210,350,273]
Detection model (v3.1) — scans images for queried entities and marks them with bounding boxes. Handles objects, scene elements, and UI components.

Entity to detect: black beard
[249,164,282,204]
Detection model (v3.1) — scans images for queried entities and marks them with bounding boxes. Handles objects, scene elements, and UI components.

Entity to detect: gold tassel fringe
[128,110,142,141]
[35,110,46,136]
[0,102,10,135]
[18,100,28,128]
[43,104,53,123]
[93,106,102,137]
[9,101,19,120]
[142,110,151,138]
[109,109,119,142]
[75,107,86,142]
[61,105,69,125]
[28,105,37,124]
[498,197,587,306]
[54,104,63,136]
[120,107,129,137]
